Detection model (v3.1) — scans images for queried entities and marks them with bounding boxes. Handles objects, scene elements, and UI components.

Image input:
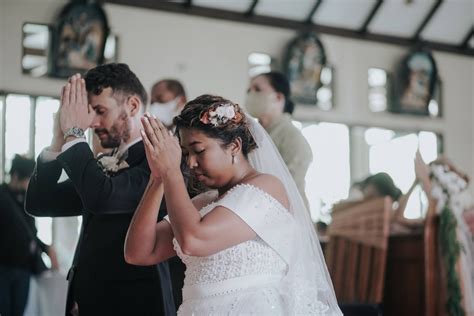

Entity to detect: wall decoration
[49,1,109,78]
[283,32,327,105]
[391,48,438,115]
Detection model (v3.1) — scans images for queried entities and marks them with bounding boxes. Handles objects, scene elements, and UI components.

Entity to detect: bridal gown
[166,184,333,315]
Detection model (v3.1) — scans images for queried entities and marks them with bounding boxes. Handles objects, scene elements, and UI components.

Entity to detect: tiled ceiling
[367,1,435,37]
[312,0,376,30]
[254,0,316,21]
[192,0,473,47]
[192,0,254,13]
[421,0,473,45]
[104,0,474,56]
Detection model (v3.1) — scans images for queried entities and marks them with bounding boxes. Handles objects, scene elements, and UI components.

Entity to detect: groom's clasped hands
[58,73,95,136]
[140,113,181,180]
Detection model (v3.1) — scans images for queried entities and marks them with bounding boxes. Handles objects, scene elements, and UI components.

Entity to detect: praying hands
[140,113,182,180]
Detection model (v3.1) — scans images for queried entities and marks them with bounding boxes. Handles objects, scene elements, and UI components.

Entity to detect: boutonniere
[97,149,129,177]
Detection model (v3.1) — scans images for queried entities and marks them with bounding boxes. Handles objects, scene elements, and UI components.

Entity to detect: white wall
[0,0,5,83]
[1,0,473,185]
[1,0,66,95]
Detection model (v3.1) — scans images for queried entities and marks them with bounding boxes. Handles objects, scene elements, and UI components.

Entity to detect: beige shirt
[266,114,313,206]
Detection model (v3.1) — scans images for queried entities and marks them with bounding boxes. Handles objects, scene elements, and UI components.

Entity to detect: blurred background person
[244,71,312,206]
[148,79,187,129]
[148,78,188,309]
[360,172,403,202]
[336,171,424,234]
[0,154,58,316]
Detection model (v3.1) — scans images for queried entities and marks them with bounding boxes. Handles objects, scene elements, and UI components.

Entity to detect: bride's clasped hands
[140,113,181,180]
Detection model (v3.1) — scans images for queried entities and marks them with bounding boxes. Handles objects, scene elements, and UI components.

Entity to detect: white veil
[246,115,342,315]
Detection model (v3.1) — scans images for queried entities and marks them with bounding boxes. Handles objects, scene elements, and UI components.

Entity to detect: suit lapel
[124,141,145,167]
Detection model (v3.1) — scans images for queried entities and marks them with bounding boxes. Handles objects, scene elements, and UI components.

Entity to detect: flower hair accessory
[200,103,243,127]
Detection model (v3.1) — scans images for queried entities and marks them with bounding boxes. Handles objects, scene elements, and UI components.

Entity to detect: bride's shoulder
[242,174,289,209]
[192,190,218,210]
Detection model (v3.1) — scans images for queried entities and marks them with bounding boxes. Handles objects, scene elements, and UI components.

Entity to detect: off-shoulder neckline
[201,183,289,212]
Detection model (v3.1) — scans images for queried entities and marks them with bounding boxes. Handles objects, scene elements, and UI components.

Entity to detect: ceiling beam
[245,0,259,16]
[103,0,474,57]
[461,27,474,48]
[413,0,443,40]
[359,0,383,33]
[305,0,322,24]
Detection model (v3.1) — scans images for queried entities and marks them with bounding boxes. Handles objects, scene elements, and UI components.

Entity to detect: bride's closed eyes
[181,148,205,156]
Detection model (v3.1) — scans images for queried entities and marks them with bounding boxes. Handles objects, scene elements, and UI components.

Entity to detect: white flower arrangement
[428,162,472,315]
[97,151,129,177]
[430,163,470,215]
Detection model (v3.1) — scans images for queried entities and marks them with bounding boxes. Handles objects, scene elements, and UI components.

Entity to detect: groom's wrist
[50,137,65,152]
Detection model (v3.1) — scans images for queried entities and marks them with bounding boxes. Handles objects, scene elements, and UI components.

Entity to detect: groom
[25,64,174,315]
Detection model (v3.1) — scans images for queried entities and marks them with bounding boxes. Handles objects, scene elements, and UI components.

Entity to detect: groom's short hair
[84,63,148,105]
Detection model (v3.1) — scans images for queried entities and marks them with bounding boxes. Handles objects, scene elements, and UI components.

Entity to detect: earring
[232,154,236,164]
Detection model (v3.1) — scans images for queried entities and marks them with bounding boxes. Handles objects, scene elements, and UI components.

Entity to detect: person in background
[149,79,190,309]
[148,79,187,129]
[244,71,312,206]
[0,154,58,316]
[360,172,403,202]
[346,172,403,202]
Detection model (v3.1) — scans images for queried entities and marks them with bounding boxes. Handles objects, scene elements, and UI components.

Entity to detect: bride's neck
[218,162,257,196]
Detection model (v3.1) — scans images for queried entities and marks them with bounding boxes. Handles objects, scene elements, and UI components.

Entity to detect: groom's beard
[95,111,131,148]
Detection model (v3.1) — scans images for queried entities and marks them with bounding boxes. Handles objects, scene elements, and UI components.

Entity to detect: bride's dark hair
[173,94,257,158]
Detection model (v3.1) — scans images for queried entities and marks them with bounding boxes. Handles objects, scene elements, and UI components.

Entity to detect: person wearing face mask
[244,71,312,207]
[149,79,189,309]
[148,79,187,129]
[0,154,59,316]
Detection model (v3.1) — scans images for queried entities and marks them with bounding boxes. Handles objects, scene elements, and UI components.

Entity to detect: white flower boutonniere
[97,150,129,177]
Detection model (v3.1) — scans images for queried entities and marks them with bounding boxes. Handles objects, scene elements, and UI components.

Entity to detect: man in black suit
[25,63,174,316]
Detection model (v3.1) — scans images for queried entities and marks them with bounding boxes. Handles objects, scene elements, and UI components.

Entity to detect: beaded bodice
[173,184,289,287]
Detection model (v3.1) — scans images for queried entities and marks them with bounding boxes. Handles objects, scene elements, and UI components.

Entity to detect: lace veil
[246,115,342,315]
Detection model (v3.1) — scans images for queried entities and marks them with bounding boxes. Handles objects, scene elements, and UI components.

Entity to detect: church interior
[0,0,473,315]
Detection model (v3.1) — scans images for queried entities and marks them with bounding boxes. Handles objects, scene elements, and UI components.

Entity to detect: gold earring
[232,154,235,164]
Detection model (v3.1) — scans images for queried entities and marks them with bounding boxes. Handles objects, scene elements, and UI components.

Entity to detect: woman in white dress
[125,95,341,315]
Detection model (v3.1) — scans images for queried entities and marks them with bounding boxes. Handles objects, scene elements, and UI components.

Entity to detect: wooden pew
[383,184,446,316]
[326,197,392,314]
[423,197,446,316]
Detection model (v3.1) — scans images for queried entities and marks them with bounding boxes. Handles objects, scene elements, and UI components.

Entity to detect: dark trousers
[168,256,185,310]
[0,265,31,316]
[72,277,167,316]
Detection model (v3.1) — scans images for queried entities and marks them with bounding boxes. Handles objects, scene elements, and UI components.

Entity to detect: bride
[125,95,341,315]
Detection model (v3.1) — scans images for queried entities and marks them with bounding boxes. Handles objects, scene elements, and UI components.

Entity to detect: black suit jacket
[25,141,175,315]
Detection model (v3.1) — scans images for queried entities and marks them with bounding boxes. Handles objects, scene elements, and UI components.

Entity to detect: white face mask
[149,98,180,127]
[243,91,277,118]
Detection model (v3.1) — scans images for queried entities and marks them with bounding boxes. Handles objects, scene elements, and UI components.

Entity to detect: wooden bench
[326,197,392,314]
[383,183,447,316]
